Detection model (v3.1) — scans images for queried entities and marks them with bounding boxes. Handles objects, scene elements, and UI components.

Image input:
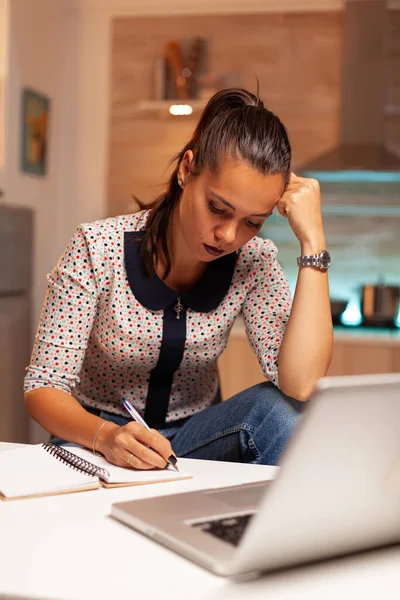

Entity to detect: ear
[177,150,194,185]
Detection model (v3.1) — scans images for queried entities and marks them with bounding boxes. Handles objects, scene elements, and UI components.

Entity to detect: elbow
[278,377,317,402]
[291,387,314,402]
[278,364,330,403]
[24,388,49,420]
[280,384,313,402]
[24,390,38,418]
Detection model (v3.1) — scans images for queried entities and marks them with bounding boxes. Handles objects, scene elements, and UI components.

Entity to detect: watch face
[319,250,331,270]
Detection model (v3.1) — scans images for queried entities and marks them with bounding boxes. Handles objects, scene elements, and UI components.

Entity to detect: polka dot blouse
[24,210,292,424]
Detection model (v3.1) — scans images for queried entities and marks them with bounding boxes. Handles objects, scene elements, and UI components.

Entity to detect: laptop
[111,373,400,578]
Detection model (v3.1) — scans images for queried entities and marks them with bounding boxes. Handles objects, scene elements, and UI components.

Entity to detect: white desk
[1,442,399,600]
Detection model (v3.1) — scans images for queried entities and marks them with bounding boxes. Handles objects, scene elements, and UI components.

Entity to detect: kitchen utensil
[165,40,188,99]
[360,283,400,327]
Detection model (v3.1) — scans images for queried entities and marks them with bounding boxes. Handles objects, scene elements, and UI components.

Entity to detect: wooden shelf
[135,99,206,118]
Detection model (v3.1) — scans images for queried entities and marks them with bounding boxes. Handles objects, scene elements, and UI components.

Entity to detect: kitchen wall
[0,0,8,186]
[2,0,84,442]
[387,9,400,157]
[106,6,400,322]
[107,12,342,216]
[73,0,344,250]
[4,0,81,324]
[267,1,400,321]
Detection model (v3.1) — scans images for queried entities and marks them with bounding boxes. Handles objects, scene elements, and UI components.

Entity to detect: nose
[215,222,238,246]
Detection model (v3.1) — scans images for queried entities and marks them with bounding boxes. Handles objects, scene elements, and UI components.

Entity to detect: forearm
[24,388,117,450]
[278,239,333,401]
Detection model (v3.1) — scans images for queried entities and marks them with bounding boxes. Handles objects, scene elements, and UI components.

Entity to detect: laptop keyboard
[192,513,254,547]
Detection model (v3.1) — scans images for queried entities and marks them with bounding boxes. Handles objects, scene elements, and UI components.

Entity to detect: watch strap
[297,254,322,267]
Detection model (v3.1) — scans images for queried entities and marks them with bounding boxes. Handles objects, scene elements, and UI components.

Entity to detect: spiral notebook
[0,443,191,501]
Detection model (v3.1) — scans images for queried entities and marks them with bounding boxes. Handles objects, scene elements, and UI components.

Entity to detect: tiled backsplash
[260,203,400,325]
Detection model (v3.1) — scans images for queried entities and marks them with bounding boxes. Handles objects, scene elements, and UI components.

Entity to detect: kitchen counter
[332,325,400,345]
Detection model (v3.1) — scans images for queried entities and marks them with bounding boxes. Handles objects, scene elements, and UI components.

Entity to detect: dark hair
[139,87,291,278]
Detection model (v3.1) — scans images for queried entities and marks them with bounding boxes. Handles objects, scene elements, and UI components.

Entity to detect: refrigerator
[0,204,33,442]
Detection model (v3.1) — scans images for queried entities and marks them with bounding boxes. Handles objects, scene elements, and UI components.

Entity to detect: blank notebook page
[67,446,191,484]
[0,445,99,498]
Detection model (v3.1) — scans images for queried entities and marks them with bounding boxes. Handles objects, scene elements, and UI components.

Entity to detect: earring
[177,178,183,188]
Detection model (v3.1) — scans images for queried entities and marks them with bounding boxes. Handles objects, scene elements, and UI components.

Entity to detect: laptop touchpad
[203,482,270,510]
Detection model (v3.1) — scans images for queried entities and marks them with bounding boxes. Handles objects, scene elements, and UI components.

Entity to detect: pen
[122,399,179,471]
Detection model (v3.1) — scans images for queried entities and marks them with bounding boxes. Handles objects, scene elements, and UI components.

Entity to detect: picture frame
[21,88,50,176]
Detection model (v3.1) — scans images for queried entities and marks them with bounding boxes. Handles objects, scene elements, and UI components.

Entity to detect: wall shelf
[135,99,207,118]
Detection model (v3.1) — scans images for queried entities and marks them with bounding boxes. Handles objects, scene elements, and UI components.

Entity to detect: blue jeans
[56,383,302,466]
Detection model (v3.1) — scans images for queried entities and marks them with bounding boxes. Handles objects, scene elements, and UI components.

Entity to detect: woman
[24,88,333,469]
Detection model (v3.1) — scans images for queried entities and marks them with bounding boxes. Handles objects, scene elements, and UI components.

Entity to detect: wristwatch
[297,250,331,271]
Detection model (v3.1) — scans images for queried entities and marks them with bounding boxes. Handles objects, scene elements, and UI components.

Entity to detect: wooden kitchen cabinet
[326,342,395,376]
[218,330,400,400]
[393,349,400,372]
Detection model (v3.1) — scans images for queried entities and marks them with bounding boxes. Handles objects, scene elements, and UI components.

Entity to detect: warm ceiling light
[169,104,193,116]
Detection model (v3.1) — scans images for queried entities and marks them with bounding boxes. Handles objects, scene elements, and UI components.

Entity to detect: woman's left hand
[276,173,325,248]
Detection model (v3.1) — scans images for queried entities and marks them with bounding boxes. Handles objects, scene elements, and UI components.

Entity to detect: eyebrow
[209,191,273,218]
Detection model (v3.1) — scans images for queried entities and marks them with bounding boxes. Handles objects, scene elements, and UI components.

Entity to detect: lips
[204,243,224,257]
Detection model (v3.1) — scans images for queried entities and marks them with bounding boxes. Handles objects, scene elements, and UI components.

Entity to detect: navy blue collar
[124,231,237,312]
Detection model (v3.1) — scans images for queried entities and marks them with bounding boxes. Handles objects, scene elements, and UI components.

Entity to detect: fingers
[287,173,319,190]
[101,422,176,470]
[132,424,174,461]
[276,172,323,244]
[114,423,174,469]
[107,438,165,470]
[276,199,288,217]
[120,448,156,470]
[105,445,155,470]
[125,435,168,469]
[285,172,298,187]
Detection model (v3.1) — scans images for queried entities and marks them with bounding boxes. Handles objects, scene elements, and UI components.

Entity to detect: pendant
[174,296,183,320]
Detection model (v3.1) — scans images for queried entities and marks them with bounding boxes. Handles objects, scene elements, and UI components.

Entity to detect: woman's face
[177,153,285,262]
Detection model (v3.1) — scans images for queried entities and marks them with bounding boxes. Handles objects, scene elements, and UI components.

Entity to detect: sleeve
[24,226,100,395]
[241,240,292,387]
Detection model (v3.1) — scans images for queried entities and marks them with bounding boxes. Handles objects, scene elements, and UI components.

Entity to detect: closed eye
[245,220,262,230]
[208,201,226,215]
[208,200,263,230]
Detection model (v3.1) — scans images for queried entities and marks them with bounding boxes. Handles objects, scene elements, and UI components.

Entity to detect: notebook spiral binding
[42,443,110,480]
